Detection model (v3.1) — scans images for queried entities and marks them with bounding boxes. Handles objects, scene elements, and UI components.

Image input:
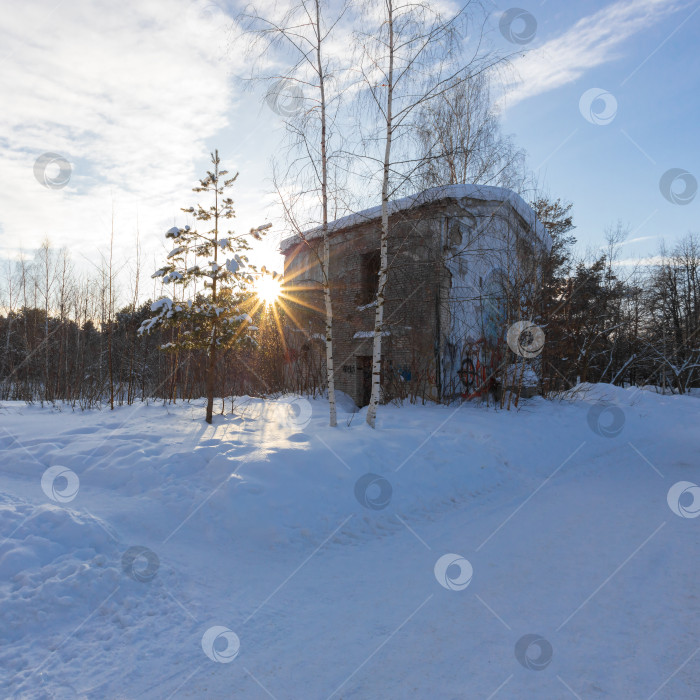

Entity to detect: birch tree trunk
[242,0,344,426]
[317,0,337,427]
[365,0,393,428]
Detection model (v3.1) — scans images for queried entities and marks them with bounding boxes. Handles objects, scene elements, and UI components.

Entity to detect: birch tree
[241,0,351,427]
[353,0,498,427]
[413,73,528,192]
[37,239,56,401]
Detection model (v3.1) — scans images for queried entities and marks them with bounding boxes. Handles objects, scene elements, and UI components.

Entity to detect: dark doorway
[357,356,373,407]
[360,250,380,305]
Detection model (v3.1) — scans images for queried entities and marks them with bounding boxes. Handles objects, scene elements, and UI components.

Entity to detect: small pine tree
[140,150,270,423]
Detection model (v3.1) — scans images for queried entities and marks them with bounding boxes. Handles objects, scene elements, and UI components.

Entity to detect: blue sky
[499,0,700,264]
[0,0,698,288]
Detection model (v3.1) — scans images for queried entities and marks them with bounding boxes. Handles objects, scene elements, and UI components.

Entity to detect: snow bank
[0,388,698,698]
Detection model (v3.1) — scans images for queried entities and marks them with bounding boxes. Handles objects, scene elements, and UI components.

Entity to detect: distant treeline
[1,229,699,408]
[0,297,330,408]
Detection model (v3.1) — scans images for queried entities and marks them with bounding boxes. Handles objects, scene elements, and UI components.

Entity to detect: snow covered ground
[1,385,698,699]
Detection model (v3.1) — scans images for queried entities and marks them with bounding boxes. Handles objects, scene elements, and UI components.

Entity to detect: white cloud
[599,234,661,250]
[0,0,245,269]
[499,0,687,108]
[5,0,685,286]
[614,255,667,266]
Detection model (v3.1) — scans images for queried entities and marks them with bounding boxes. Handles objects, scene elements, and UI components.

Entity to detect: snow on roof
[280,184,548,253]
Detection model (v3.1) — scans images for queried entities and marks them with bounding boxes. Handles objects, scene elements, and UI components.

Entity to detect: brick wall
[282,194,540,406]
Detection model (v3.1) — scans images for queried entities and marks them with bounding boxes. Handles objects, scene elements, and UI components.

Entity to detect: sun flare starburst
[254,275,282,305]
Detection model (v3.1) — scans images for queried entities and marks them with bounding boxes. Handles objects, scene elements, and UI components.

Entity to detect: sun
[254,275,282,305]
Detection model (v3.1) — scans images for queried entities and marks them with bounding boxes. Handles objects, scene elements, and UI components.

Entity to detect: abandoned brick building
[280,184,549,407]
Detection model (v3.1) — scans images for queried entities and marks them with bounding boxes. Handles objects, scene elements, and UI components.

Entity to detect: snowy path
[0,386,698,699]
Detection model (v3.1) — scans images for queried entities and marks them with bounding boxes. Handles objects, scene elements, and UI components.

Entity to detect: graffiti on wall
[457,339,503,399]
